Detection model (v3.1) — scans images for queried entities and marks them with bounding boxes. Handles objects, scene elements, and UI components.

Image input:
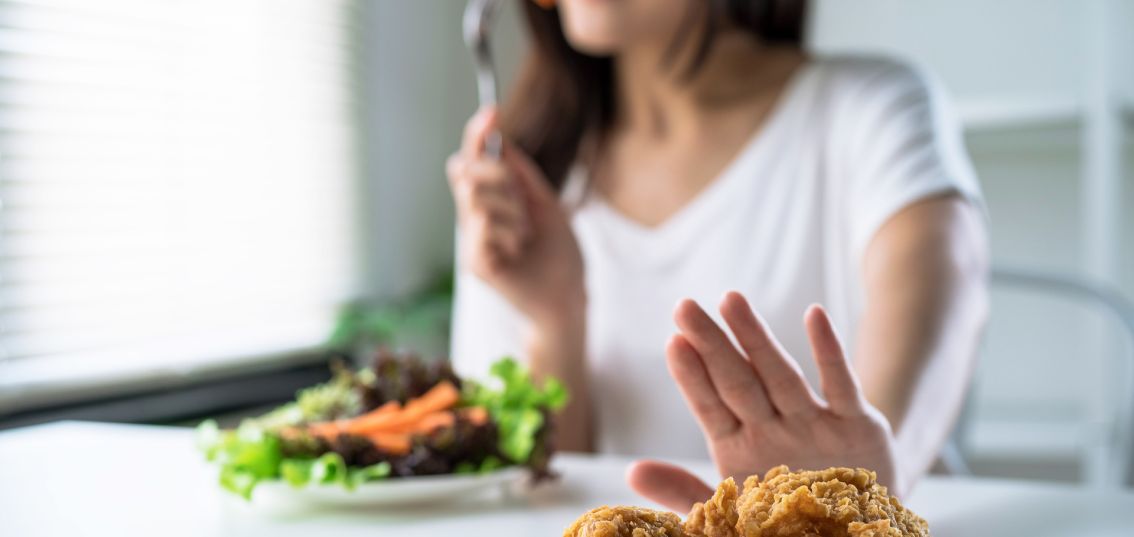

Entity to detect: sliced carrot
[366,432,411,455]
[404,411,455,434]
[358,409,456,435]
[343,400,401,434]
[307,421,348,438]
[404,381,460,415]
[459,406,489,426]
[349,381,460,435]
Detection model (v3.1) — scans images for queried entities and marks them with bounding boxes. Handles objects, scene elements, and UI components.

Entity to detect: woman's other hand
[447,107,586,328]
[627,292,899,513]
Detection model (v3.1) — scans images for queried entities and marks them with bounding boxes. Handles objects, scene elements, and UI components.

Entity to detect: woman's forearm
[853,195,989,494]
[855,272,986,493]
[525,295,593,452]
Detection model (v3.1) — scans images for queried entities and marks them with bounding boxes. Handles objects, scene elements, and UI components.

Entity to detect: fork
[463,0,504,159]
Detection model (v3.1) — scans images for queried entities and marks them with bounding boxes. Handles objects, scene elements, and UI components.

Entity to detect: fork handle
[476,69,502,159]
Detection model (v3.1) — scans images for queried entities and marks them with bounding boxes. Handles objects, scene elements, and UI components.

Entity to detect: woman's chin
[562,29,623,56]
[564,37,621,56]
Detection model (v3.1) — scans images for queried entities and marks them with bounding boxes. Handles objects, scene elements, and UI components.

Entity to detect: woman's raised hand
[446,107,585,328]
[628,292,899,513]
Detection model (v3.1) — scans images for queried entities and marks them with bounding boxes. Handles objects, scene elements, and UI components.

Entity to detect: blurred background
[0,0,1132,489]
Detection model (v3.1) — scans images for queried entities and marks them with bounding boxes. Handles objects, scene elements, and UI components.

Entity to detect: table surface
[2,422,1133,536]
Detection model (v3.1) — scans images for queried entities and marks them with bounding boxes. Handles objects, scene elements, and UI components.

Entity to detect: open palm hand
[628,292,899,513]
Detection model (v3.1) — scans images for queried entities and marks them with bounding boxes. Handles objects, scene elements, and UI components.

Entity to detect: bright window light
[0,0,361,410]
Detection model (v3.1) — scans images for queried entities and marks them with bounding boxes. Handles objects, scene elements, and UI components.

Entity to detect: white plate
[251,467,530,508]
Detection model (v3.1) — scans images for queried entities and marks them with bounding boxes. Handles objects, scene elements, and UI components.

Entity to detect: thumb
[626,459,715,514]
[460,106,498,159]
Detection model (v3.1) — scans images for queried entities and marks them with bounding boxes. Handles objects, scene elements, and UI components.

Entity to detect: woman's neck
[613,31,805,140]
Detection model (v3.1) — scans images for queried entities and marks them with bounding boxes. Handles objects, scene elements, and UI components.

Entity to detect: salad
[196,351,568,499]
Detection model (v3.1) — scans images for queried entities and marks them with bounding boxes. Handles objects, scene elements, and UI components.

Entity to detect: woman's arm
[447,107,593,453]
[526,301,593,453]
[854,193,989,492]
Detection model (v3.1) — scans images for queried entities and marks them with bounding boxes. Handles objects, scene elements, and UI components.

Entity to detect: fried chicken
[684,477,739,537]
[735,466,929,537]
[564,505,686,537]
[564,467,930,537]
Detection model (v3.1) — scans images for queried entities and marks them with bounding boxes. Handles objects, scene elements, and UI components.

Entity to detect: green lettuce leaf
[195,420,391,499]
[348,461,392,488]
[462,357,569,464]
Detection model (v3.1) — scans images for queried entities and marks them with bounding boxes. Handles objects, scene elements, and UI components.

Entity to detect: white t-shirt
[450,56,981,460]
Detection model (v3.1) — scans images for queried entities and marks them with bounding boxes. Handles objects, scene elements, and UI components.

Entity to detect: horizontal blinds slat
[0,252,353,289]
[2,304,341,355]
[0,314,334,366]
[0,1,354,35]
[0,0,360,378]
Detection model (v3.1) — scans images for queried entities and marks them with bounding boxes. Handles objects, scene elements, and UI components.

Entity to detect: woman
[447,0,987,512]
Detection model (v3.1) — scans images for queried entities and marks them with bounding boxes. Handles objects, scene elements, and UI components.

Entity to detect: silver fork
[463,0,504,159]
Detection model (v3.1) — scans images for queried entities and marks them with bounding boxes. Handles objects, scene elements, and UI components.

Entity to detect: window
[0,0,360,411]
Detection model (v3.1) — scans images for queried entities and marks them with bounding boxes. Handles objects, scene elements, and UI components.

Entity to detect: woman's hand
[449,108,593,452]
[446,107,585,327]
[627,292,899,513]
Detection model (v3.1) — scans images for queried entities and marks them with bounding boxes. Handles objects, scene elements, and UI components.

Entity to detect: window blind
[0,0,360,410]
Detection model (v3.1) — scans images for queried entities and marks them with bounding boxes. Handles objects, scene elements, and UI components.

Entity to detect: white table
[2,422,1133,536]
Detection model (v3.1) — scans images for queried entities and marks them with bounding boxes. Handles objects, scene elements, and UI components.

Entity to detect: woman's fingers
[447,151,530,258]
[464,211,524,263]
[666,334,740,439]
[805,304,865,416]
[460,106,497,159]
[626,459,715,514]
[450,161,527,226]
[719,292,819,417]
[674,299,773,423]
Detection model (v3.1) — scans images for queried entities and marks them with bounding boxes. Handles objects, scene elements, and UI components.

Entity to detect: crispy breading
[563,505,687,537]
[735,466,930,537]
[684,477,740,537]
[564,466,930,537]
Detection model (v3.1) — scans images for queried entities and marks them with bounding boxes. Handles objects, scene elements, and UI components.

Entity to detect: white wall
[359,0,529,302]
[811,0,1088,104]
[359,1,472,301]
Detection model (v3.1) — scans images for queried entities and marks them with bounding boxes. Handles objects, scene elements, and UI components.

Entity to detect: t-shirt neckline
[582,61,816,242]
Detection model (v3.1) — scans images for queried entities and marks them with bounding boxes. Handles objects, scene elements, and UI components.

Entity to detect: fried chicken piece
[563,506,686,537]
[735,466,930,537]
[684,477,740,537]
[564,466,929,537]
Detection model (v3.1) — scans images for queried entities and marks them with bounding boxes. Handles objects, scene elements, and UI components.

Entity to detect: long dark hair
[500,0,808,190]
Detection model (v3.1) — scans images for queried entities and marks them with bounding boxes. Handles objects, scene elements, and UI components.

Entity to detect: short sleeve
[839,60,983,258]
[449,239,526,381]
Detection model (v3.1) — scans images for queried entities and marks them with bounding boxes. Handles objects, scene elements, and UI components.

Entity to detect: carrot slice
[366,432,411,455]
[306,421,346,438]
[417,411,455,432]
[349,381,460,435]
[404,381,460,415]
[343,400,401,434]
[384,411,455,434]
[459,406,489,426]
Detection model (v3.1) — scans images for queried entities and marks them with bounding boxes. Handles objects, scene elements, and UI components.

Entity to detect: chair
[951,266,1134,489]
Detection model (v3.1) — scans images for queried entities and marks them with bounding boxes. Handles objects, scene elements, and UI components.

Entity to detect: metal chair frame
[958,266,1134,489]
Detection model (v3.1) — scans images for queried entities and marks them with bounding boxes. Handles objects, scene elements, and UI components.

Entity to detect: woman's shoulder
[806,54,933,90]
[799,54,945,126]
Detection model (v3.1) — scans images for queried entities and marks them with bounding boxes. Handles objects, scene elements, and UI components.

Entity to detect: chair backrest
[982,267,1134,489]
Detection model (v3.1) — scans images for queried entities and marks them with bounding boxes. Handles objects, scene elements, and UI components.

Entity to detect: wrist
[527,287,587,337]
[524,292,586,356]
